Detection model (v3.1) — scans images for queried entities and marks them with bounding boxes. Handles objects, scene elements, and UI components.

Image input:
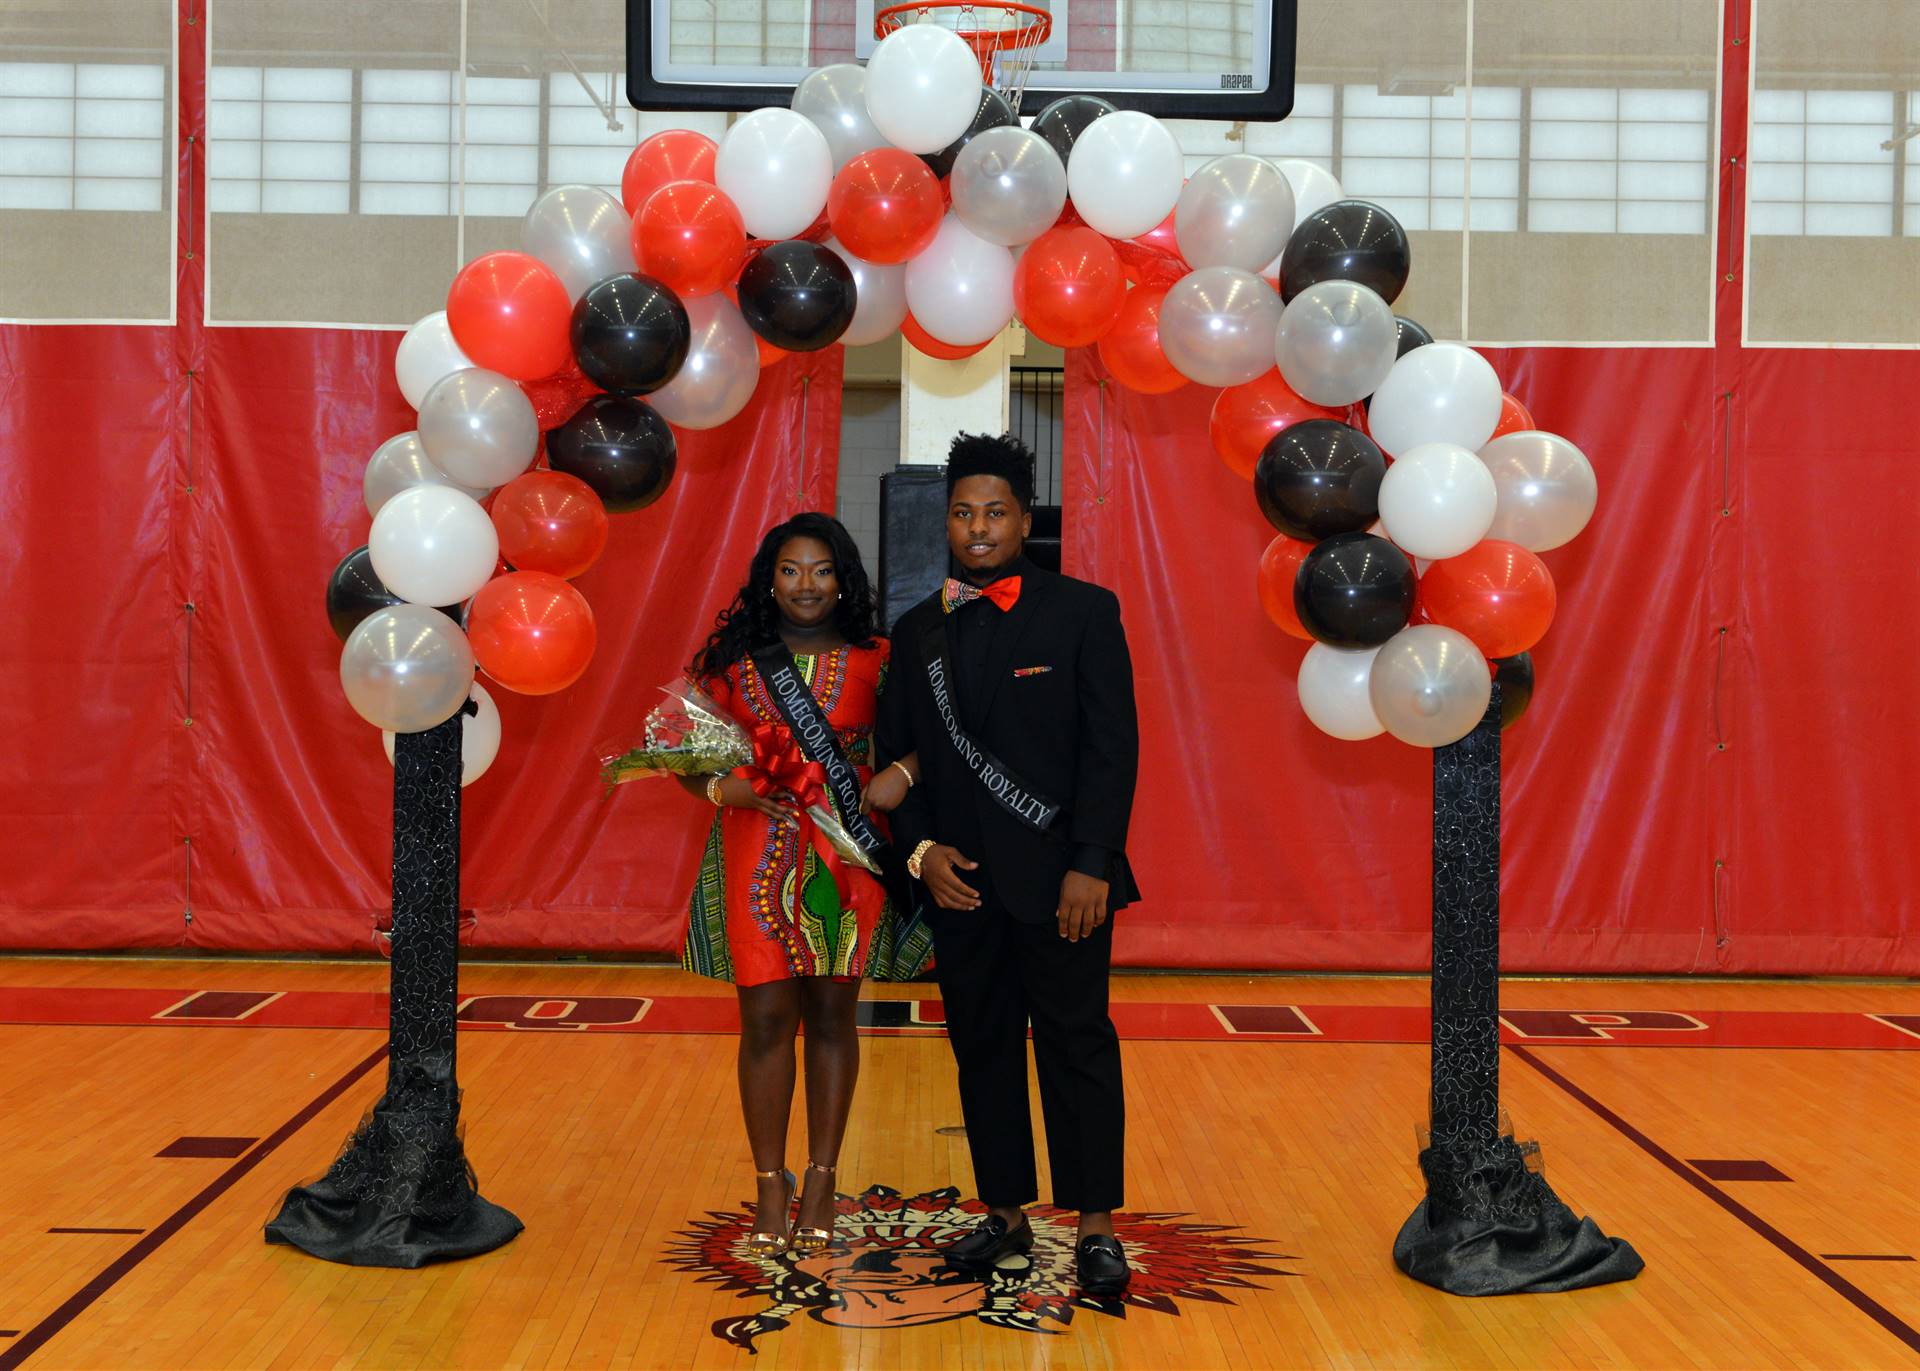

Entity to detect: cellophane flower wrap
[601,682,882,877]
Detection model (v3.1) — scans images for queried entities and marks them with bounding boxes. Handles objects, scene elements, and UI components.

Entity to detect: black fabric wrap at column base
[1394,685,1641,1296]
[265,708,522,1268]
[1394,1136,1644,1295]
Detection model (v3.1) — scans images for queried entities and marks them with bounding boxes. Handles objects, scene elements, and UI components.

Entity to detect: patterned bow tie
[942,575,1022,614]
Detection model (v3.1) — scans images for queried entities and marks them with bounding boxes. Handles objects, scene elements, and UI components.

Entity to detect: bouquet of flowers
[601,682,883,876]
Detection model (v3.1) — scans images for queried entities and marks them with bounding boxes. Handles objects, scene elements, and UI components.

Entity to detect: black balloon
[1279,199,1412,304]
[1293,532,1416,649]
[571,272,690,396]
[1493,652,1534,730]
[547,397,678,513]
[923,88,1016,179]
[1255,419,1387,541]
[1393,314,1435,358]
[736,241,857,352]
[1031,94,1117,166]
[325,546,461,642]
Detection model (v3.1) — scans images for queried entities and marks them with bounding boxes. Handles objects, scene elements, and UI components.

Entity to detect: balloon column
[331,18,1598,766]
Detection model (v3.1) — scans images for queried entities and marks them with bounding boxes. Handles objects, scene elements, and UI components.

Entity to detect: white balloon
[1376,442,1498,560]
[384,682,502,785]
[1297,643,1385,741]
[823,236,908,346]
[863,25,984,155]
[368,485,500,608]
[521,185,636,300]
[649,292,762,430]
[1367,343,1504,456]
[1261,160,1344,278]
[715,108,833,239]
[1065,110,1183,238]
[1479,430,1600,552]
[904,214,1016,347]
[1369,625,1491,748]
[394,310,474,410]
[363,431,487,518]
[791,63,888,170]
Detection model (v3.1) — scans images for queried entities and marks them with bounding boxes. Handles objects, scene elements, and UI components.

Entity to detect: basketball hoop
[875,2,1053,107]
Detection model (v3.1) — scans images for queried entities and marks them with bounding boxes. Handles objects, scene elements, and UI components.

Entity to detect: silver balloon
[950,126,1068,248]
[522,184,637,300]
[340,604,475,734]
[1273,280,1399,406]
[1479,430,1599,552]
[1176,154,1296,272]
[1158,267,1285,388]
[823,235,908,346]
[650,292,761,430]
[363,430,487,518]
[417,368,538,490]
[791,63,888,171]
[1368,624,1491,748]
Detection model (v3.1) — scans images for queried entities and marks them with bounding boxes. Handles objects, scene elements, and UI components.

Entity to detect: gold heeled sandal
[788,1161,838,1255]
[745,1167,796,1255]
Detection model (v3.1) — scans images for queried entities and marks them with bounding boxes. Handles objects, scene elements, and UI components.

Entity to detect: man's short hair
[946,432,1037,512]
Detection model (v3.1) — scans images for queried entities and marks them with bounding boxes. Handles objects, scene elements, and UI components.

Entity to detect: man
[880,431,1141,1295]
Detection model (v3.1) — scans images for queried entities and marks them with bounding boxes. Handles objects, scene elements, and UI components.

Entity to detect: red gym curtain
[1063,339,1920,976]
[0,318,843,954]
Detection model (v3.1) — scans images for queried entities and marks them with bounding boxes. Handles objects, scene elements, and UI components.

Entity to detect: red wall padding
[1064,340,1920,975]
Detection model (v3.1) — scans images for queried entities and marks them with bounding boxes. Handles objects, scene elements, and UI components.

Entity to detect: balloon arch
[327,21,1598,776]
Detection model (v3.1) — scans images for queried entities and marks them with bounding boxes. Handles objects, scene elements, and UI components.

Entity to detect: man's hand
[922,845,982,911]
[862,765,910,814]
[1057,871,1110,942]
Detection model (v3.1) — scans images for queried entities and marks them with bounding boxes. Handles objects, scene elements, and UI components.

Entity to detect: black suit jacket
[880,564,1142,923]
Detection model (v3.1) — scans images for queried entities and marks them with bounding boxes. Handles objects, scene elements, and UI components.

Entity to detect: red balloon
[903,312,990,360]
[446,251,573,382]
[1417,540,1557,659]
[1491,391,1537,441]
[1208,371,1344,480]
[1013,227,1126,348]
[1257,534,1314,640]
[1096,285,1187,394]
[632,180,747,298]
[490,471,609,580]
[827,149,944,265]
[1113,208,1188,287]
[467,571,598,695]
[621,129,716,214]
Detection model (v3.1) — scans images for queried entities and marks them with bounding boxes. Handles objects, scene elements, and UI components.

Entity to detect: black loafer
[944,1214,1034,1271]
[1076,1234,1132,1295]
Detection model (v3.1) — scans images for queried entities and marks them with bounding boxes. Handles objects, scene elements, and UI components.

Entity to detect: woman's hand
[862,764,911,814]
[718,775,800,828]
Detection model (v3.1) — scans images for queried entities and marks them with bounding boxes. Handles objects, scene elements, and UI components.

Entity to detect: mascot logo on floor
[668,1184,1296,1350]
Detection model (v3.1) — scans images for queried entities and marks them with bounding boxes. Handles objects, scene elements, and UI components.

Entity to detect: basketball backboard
[627,0,1295,121]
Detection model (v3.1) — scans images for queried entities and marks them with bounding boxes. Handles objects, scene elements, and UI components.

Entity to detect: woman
[679,512,929,1255]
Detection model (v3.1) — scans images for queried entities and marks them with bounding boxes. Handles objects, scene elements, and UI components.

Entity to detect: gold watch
[906,839,936,880]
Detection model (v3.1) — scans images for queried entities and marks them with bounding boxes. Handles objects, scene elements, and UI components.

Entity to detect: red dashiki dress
[681,641,931,987]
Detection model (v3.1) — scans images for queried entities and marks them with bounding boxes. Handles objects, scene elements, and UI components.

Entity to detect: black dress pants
[928,891,1125,1213]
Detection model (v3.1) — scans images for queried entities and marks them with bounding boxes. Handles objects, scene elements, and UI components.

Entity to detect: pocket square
[1012,666,1053,677]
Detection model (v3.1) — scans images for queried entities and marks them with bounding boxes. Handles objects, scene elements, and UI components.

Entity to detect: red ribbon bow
[746,723,849,902]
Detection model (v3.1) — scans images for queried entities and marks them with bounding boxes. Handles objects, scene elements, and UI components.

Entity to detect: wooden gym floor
[2,957,1919,1370]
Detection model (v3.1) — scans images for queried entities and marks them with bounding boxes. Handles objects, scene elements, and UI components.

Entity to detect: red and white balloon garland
[329,20,1599,769]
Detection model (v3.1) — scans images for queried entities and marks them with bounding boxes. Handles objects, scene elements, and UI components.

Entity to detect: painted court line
[0,1044,389,1371]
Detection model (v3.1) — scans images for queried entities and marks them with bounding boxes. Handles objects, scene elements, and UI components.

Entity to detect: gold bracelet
[889,760,915,788]
[906,839,936,880]
[705,775,725,806]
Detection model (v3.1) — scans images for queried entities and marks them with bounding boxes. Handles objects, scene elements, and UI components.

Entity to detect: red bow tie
[943,576,1022,614]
